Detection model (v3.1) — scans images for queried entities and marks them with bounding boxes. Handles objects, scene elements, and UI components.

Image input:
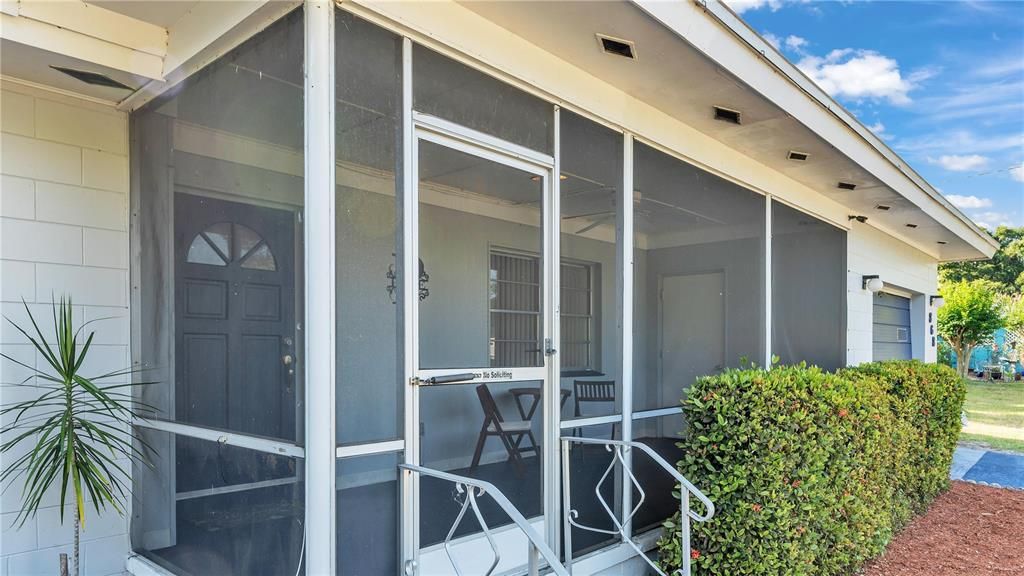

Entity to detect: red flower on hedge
[838,408,849,418]
[691,549,701,560]
[792,479,802,488]
[752,503,763,512]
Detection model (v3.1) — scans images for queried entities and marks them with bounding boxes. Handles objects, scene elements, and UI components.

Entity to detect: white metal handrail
[560,437,715,576]
[400,464,569,576]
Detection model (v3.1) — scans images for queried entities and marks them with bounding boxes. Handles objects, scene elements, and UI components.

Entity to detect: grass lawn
[960,377,1024,454]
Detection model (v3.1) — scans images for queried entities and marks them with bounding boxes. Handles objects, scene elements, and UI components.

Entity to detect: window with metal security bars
[560,262,594,370]
[488,250,597,369]
[489,251,542,367]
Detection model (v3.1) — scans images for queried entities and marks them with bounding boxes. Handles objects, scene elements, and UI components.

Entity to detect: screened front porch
[127,3,845,575]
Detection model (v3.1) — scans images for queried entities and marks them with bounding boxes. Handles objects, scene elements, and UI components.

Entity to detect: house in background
[0,1,997,575]
[945,328,1022,378]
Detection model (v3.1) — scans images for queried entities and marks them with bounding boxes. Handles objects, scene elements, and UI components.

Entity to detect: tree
[940,226,1024,295]
[1004,296,1024,376]
[1005,295,1024,336]
[937,280,1007,378]
[1,298,152,576]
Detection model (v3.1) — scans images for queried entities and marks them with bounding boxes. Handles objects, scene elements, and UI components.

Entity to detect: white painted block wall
[846,223,939,366]
[0,83,130,576]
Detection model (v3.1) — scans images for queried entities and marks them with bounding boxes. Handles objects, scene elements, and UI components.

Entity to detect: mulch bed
[861,481,1024,576]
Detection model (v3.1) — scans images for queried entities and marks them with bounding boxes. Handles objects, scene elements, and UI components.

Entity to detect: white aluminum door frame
[403,110,560,571]
[304,2,336,574]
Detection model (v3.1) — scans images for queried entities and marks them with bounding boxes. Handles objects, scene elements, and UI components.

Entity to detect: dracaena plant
[1,298,154,576]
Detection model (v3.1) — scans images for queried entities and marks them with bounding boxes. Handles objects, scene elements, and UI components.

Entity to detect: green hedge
[657,360,965,575]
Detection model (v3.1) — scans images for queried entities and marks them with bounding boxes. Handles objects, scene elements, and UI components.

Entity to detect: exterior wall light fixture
[862,275,884,293]
[386,254,430,304]
[930,295,945,307]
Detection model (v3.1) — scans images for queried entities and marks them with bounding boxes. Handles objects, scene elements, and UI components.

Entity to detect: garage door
[873,292,912,360]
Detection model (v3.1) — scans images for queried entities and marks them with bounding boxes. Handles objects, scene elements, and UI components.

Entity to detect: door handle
[414,373,477,386]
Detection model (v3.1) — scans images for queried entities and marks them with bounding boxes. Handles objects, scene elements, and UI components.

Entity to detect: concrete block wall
[846,222,940,366]
[0,82,130,575]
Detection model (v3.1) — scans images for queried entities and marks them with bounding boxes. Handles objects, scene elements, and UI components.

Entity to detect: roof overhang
[635,0,999,261]
[452,0,997,262]
[0,0,999,262]
[0,0,299,107]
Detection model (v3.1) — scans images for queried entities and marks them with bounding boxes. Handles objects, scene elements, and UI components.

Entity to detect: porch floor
[144,437,683,575]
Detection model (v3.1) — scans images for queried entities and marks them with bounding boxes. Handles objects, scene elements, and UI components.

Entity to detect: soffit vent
[905,223,918,229]
[50,66,133,90]
[597,34,636,60]
[713,106,742,125]
[837,181,857,190]
[875,204,891,211]
[787,150,809,162]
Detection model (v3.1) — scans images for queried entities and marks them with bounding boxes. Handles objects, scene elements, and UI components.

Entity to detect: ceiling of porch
[459,0,993,262]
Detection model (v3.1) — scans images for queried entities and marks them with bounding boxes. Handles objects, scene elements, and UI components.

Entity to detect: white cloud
[727,0,822,13]
[867,121,886,135]
[1011,165,1024,183]
[929,154,989,172]
[972,57,1024,79]
[893,131,1023,156]
[784,35,808,52]
[726,0,783,13]
[763,32,782,50]
[920,79,1023,116]
[797,49,919,105]
[762,32,808,54]
[945,194,993,209]
[971,211,1014,230]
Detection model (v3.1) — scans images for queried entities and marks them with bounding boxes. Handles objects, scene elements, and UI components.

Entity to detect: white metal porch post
[304,1,336,574]
[400,35,420,575]
[545,105,562,551]
[765,195,773,369]
[620,133,635,539]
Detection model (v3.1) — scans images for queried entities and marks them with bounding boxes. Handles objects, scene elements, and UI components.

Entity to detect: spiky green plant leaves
[1,298,155,532]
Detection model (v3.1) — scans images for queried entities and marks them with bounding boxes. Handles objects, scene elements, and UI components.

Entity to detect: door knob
[283,354,293,365]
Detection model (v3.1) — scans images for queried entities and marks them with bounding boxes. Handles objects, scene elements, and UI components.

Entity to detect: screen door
[412,124,555,574]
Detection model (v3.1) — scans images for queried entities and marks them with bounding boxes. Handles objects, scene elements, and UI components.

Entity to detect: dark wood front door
[174,193,299,489]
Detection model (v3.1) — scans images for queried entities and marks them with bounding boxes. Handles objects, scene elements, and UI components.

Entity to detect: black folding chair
[471,384,538,472]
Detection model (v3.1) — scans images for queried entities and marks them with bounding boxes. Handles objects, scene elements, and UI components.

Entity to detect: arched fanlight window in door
[186,222,277,271]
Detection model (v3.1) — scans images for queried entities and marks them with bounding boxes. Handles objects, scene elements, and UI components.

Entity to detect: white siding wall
[846,223,939,366]
[0,83,130,576]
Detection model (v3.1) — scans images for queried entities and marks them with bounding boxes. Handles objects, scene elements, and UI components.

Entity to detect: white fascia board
[347,0,852,233]
[162,0,271,73]
[633,0,997,259]
[0,11,164,80]
[120,1,300,111]
[16,0,168,57]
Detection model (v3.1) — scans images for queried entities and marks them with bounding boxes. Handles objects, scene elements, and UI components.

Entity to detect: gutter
[672,0,1000,254]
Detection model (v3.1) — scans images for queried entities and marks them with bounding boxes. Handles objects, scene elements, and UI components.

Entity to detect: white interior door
[659,272,725,409]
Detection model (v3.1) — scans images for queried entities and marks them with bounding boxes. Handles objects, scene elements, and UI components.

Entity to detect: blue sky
[726,0,1024,231]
